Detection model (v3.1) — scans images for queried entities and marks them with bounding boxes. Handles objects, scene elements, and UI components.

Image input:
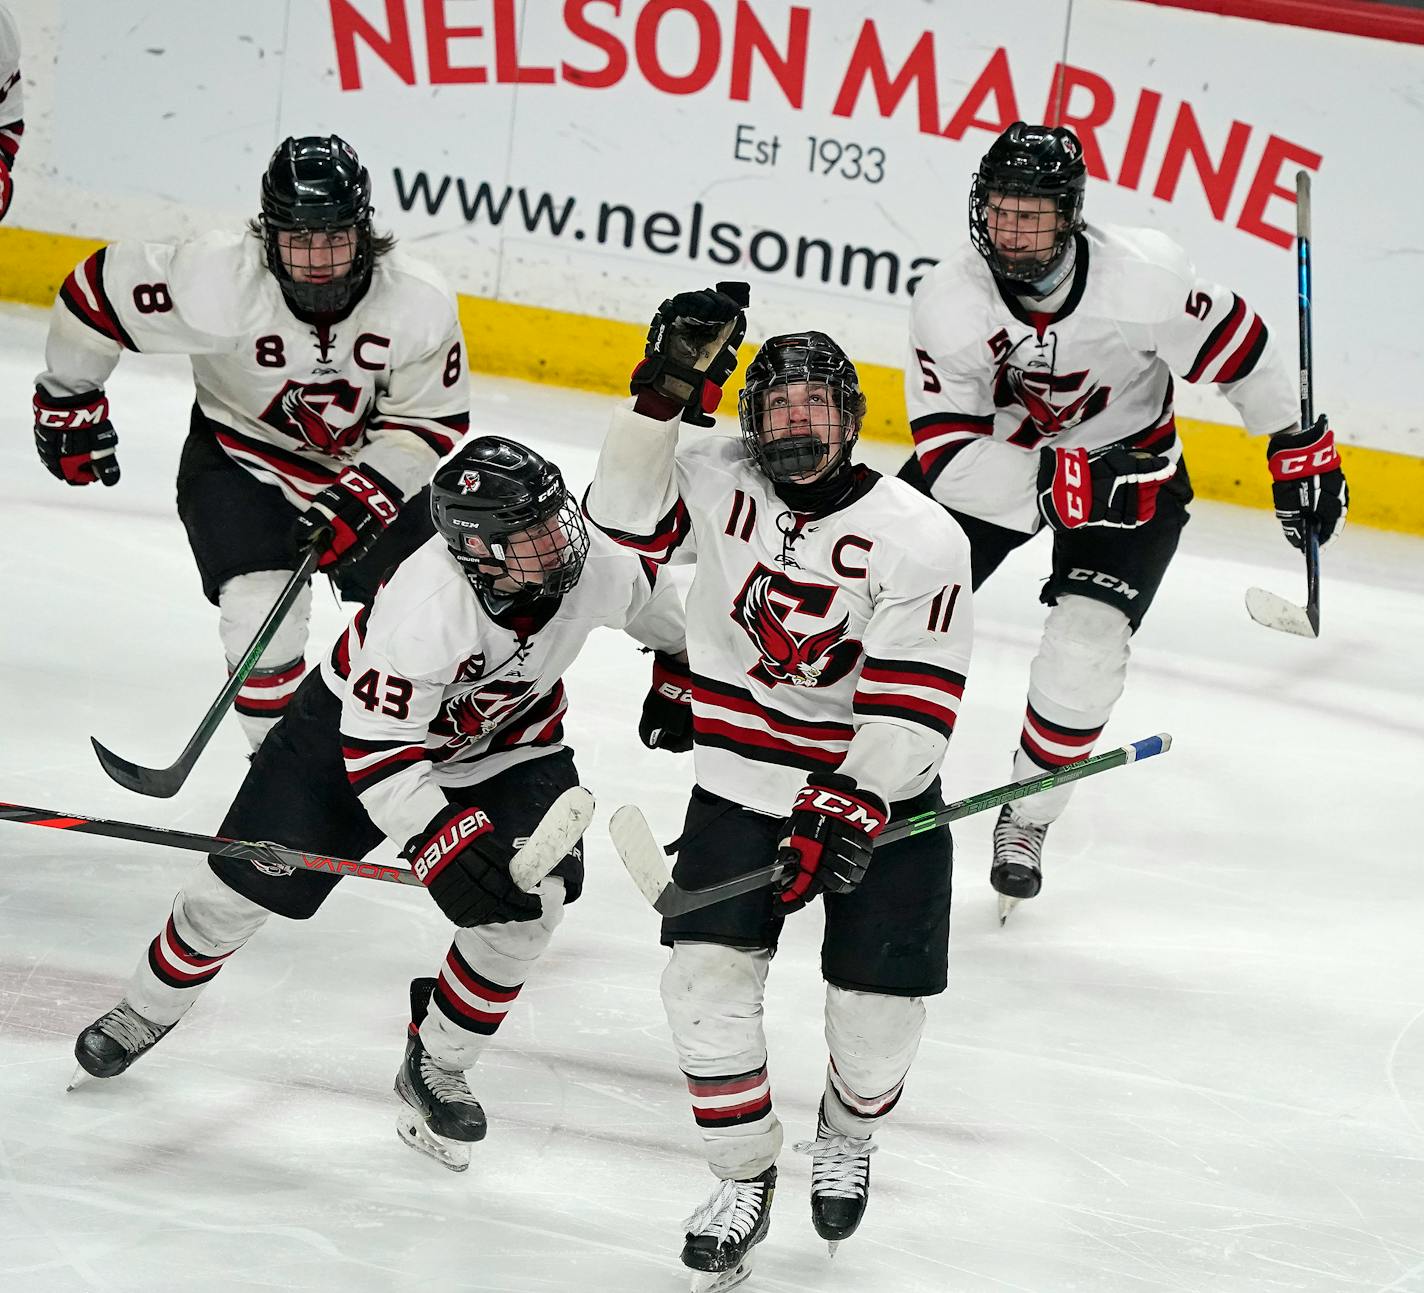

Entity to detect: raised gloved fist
[33,384,121,486]
[630,282,750,427]
[1037,444,1174,532]
[639,651,693,753]
[776,772,887,915]
[294,464,402,571]
[1267,415,1348,549]
[404,803,544,927]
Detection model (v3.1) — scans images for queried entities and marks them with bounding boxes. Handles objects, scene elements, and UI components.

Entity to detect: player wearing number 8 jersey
[33,135,469,748]
[586,286,972,1286]
[898,122,1349,920]
[69,436,688,1172]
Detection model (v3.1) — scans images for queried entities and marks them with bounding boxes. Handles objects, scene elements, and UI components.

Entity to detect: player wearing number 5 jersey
[33,135,469,748]
[898,122,1349,920]
[586,286,972,1288]
[69,436,688,1172]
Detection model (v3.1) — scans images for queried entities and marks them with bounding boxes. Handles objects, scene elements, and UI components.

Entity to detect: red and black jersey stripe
[433,944,523,1037]
[685,1064,773,1130]
[1185,293,1268,386]
[210,420,342,494]
[0,119,22,165]
[852,657,965,740]
[910,412,995,487]
[369,410,468,457]
[60,248,139,351]
[691,673,852,773]
[328,605,372,681]
[343,735,427,796]
[583,488,691,565]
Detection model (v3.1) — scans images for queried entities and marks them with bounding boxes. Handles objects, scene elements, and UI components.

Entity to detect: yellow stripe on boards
[4,224,1417,535]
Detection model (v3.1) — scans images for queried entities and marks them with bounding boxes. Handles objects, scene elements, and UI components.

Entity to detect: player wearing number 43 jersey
[898,122,1350,921]
[34,134,469,749]
[586,285,972,1288]
[71,436,688,1172]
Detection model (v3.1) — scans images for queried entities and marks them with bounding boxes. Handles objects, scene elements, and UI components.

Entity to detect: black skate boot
[394,977,487,1172]
[795,1103,876,1253]
[680,1165,776,1292]
[71,1001,175,1088]
[991,804,1047,925]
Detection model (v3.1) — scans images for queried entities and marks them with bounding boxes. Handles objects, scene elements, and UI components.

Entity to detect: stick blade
[1244,587,1319,638]
[608,805,672,909]
[508,786,595,892]
[90,738,187,798]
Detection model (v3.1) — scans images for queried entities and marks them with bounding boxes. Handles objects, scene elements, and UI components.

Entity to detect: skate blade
[66,1065,98,1092]
[827,1239,840,1258]
[396,1111,471,1172]
[998,893,1022,926]
[688,1259,753,1293]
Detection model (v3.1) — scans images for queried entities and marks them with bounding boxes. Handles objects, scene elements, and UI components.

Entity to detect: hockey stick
[611,734,1172,917]
[0,786,594,893]
[91,547,322,797]
[1245,169,1321,639]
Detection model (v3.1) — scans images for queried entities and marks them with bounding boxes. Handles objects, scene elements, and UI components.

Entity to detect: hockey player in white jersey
[33,135,469,747]
[898,122,1350,920]
[586,286,973,1288]
[0,5,22,221]
[70,436,688,1172]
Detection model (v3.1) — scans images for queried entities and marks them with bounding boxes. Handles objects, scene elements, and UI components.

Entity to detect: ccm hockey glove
[1036,444,1174,531]
[293,464,402,571]
[33,384,121,486]
[403,803,543,927]
[638,652,694,753]
[776,772,888,915]
[631,282,750,426]
[1267,416,1348,549]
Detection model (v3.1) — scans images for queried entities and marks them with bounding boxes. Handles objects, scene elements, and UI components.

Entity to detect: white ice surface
[1,302,1423,1293]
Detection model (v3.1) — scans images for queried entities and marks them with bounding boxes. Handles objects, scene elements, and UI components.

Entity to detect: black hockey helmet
[430,437,589,604]
[738,332,867,484]
[969,122,1086,289]
[259,135,374,316]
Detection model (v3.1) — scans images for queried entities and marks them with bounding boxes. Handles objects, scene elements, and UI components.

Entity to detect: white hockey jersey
[586,403,974,816]
[321,529,685,849]
[0,5,22,153]
[907,224,1299,532]
[38,232,469,507]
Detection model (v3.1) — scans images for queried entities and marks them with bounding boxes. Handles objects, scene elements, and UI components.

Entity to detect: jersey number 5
[352,669,414,719]
[915,348,942,394]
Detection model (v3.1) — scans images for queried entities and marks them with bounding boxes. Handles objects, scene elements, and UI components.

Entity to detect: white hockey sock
[822,985,925,1136]
[420,879,566,1071]
[123,867,271,1027]
[1013,596,1131,826]
[662,942,782,1180]
[217,571,312,752]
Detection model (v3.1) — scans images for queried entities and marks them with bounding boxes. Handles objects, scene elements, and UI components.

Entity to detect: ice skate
[394,977,486,1172]
[680,1165,776,1292]
[70,1001,175,1089]
[991,804,1047,925]
[794,1103,876,1254]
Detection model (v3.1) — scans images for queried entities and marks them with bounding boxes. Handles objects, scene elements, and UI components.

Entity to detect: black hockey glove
[631,282,750,427]
[33,384,120,486]
[639,651,693,753]
[293,464,402,571]
[1036,444,1174,532]
[775,773,888,915]
[404,803,544,927]
[1267,416,1348,549]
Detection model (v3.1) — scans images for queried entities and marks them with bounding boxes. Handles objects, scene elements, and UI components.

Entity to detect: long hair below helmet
[429,437,589,604]
[969,121,1086,290]
[259,135,376,317]
[738,331,867,484]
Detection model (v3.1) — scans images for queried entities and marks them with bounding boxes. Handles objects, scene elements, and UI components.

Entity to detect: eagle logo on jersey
[258,379,369,456]
[430,678,541,751]
[732,568,860,689]
[990,329,1110,446]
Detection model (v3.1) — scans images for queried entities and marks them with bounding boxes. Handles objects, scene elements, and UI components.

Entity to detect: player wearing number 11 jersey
[33,135,469,748]
[586,286,972,1288]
